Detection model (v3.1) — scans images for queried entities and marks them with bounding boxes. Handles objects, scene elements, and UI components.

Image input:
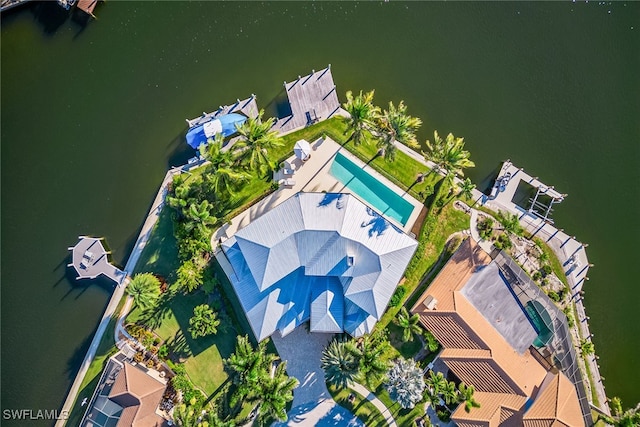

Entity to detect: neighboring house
[81,353,168,427]
[411,238,585,427]
[218,192,418,341]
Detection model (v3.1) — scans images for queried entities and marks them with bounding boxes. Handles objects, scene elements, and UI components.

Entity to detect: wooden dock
[273,65,342,134]
[186,95,259,128]
[0,0,31,13]
[76,0,97,18]
[67,237,126,285]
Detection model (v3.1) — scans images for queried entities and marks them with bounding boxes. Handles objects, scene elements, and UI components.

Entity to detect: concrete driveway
[271,327,363,426]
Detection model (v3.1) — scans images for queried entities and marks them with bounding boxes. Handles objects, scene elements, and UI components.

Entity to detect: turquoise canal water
[330,152,414,226]
[1,2,639,422]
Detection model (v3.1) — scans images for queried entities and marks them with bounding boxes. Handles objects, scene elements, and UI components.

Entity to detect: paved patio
[271,327,363,426]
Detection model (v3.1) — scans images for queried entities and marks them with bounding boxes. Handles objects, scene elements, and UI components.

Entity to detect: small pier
[67,236,126,285]
[76,0,97,18]
[186,94,259,128]
[273,65,342,134]
[0,0,31,12]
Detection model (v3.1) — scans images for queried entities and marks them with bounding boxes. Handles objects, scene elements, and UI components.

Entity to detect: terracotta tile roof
[523,372,585,427]
[452,392,526,427]
[108,362,167,427]
[419,311,486,350]
[412,238,585,427]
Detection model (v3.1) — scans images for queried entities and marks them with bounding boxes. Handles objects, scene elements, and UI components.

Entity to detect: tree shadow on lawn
[387,322,422,360]
[158,289,240,362]
[136,288,178,331]
[132,208,180,280]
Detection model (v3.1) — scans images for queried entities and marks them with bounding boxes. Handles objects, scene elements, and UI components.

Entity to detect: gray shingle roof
[222,192,418,341]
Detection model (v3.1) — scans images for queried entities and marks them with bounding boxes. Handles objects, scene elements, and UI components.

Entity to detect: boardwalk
[273,66,341,134]
[68,237,126,285]
[186,95,259,128]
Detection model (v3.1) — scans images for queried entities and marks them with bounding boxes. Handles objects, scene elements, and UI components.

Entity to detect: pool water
[329,152,414,226]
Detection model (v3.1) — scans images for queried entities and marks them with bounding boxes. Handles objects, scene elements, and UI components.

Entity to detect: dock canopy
[186,113,247,149]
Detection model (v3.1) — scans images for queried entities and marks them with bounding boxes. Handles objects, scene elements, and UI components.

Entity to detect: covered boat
[186,113,247,149]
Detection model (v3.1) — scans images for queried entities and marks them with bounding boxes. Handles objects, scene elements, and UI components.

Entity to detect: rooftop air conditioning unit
[423,295,438,310]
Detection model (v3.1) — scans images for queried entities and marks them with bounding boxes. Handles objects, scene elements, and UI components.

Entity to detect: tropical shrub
[389,286,406,307]
[188,304,220,339]
[477,217,494,240]
[176,260,205,293]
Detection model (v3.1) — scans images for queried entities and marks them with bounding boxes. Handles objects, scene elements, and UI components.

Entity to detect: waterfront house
[219,192,418,341]
[412,238,586,427]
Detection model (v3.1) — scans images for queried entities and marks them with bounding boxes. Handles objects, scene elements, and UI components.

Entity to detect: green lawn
[133,207,180,280]
[328,384,387,427]
[374,385,426,427]
[534,237,570,290]
[386,322,423,360]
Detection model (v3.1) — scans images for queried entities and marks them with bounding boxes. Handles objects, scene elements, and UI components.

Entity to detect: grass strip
[328,384,388,427]
[65,295,127,426]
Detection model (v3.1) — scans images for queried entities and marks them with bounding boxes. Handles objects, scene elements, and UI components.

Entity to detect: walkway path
[351,382,397,427]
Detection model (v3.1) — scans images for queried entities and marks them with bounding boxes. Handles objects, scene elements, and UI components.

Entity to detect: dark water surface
[2,1,639,419]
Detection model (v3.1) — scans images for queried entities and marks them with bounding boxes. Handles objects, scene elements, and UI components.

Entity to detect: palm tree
[425,371,448,398]
[496,210,524,236]
[375,101,422,162]
[201,411,236,427]
[126,273,160,309]
[580,339,595,357]
[225,335,277,406]
[599,397,640,427]
[423,130,447,178]
[342,90,380,146]
[437,132,475,178]
[172,402,199,427]
[252,362,299,425]
[167,182,192,215]
[200,136,249,196]
[347,332,390,387]
[188,304,220,339]
[426,132,475,210]
[385,358,426,409]
[235,110,283,176]
[176,260,205,293]
[422,330,440,353]
[458,382,481,413]
[441,380,458,408]
[394,307,423,342]
[441,177,476,206]
[321,339,359,388]
[183,200,218,239]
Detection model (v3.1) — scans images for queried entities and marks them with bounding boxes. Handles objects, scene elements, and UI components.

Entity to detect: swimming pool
[329,152,414,226]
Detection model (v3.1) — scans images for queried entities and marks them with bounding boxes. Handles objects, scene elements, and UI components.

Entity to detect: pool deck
[212,137,423,247]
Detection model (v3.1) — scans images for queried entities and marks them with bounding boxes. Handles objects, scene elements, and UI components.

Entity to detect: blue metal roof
[221,192,418,341]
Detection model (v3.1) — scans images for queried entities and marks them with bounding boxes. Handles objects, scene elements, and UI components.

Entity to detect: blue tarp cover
[186,113,247,149]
